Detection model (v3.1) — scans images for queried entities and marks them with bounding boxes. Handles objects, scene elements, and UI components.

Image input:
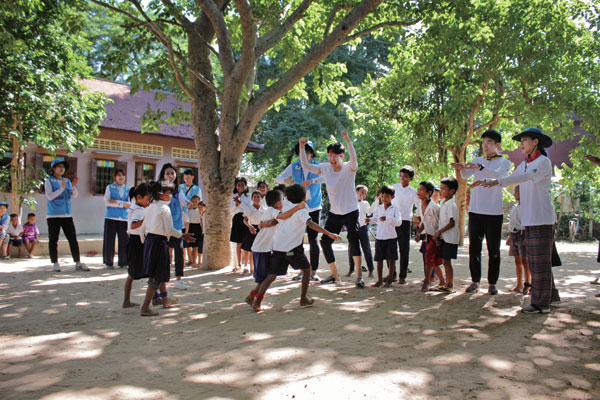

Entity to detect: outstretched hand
[450,163,465,170]
[330,233,342,241]
[182,232,196,243]
[341,129,350,142]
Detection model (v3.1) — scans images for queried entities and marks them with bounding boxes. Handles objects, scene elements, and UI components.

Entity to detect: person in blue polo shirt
[103,168,131,269]
[45,157,88,272]
[179,169,202,266]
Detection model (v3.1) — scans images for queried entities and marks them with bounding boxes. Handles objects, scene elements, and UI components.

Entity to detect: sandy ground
[0,240,599,400]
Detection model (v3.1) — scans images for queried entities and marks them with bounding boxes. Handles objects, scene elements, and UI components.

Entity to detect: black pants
[168,236,184,277]
[468,212,503,284]
[348,225,374,272]
[321,210,361,264]
[396,221,412,279]
[47,217,80,264]
[307,210,321,271]
[103,219,128,267]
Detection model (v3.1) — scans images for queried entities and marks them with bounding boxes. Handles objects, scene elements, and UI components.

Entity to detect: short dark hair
[419,181,435,196]
[326,142,345,155]
[273,184,286,193]
[399,165,415,178]
[440,177,459,193]
[129,182,151,201]
[191,195,201,201]
[251,190,262,199]
[183,169,194,176]
[113,168,125,178]
[285,184,306,204]
[27,213,35,218]
[257,180,269,189]
[10,213,18,218]
[482,129,502,143]
[150,180,175,201]
[356,185,367,192]
[294,142,315,157]
[265,190,282,207]
[379,185,395,196]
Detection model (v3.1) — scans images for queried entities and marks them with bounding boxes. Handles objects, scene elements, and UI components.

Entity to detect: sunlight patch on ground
[39,385,177,400]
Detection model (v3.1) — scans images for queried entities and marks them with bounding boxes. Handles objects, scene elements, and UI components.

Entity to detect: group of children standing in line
[0,126,562,316]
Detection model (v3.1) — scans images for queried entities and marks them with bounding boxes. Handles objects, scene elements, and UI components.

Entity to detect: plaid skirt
[525,225,555,308]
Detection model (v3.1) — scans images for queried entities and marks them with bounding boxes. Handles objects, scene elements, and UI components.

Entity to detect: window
[172,147,196,160]
[135,162,155,186]
[178,166,198,186]
[91,139,163,157]
[90,159,127,195]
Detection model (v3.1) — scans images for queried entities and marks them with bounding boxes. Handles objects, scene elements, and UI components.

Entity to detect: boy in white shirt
[368,186,402,287]
[252,184,341,311]
[392,165,420,283]
[432,178,460,293]
[7,214,24,258]
[347,185,377,277]
[415,181,445,292]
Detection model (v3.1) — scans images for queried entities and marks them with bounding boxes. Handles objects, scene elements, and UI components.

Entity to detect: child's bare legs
[249,252,254,274]
[6,243,12,257]
[327,262,340,279]
[159,282,177,308]
[442,259,454,288]
[384,260,396,287]
[186,247,193,265]
[123,276,139,308]
[141,282,159,316]
[17,244,22,258]
[300,267,314,306]
[511,256,524,291]
[422,264,433,291]
[433,265,446,286]
[246,283,261,306]
[1,243,7,257]
[191,248,198,266]
[26,240,37,257]
[234,243,243,271]
[372,261,384,287]
[252,274,277,311]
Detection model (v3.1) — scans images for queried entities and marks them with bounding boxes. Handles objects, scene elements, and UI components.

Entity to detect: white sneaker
[75,263,90,271]
[53,262,61,272]
[174,280,187,290]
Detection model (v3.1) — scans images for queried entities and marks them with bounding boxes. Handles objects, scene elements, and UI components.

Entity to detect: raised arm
[341,130,358,171]
[277,202,306,220]
[299,137,322,175]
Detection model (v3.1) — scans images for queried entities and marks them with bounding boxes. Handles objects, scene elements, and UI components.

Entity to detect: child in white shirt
[184,196,203,267]
[432,178,460,292]
[415,181,445,292]
[242,191,266,275]
[7,214,23,258]
[368,186,402,287]
[347,185,378,277]
[252,184,341,311]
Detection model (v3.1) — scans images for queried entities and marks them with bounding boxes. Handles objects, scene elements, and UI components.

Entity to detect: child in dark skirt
[242,191,265,274]
[184,196,204,267]
[139,181,195,316]
[122,183,152,308]
[230,177,251,272]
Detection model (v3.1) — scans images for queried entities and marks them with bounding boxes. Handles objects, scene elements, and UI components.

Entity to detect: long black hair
[129,182,151,202]
[233,176,249,195]
[150,180,175,202]
[158,163,179,192]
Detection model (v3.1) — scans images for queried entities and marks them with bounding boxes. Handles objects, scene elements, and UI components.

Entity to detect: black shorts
[374,238,398,261]
[268,245,311,276]
[440,239,458,260]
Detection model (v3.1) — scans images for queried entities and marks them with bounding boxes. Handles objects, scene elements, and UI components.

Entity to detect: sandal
[522,282,532,295]
[590,278,599,285]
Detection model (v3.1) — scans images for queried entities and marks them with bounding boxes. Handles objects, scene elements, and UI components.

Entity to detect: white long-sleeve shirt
[392,184,419,221]
[230,192,251,215]
[371,204,402,240]
[358,199,379,227]
[140,201,183,242]
[460,156,512,215]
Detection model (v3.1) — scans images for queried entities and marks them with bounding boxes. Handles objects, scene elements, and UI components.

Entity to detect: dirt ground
[0,240,599,400]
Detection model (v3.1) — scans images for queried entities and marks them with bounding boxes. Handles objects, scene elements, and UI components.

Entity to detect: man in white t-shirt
[451,129,512,295]
[299,130,364,287]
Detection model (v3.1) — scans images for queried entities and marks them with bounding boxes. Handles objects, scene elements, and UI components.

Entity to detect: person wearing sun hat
[45,157,88,272]
[476,127,558,314]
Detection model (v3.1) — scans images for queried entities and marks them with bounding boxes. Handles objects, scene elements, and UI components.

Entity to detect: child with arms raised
[252,184,341,311]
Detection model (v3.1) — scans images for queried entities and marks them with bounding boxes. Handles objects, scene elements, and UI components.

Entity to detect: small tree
[0,0,108,214]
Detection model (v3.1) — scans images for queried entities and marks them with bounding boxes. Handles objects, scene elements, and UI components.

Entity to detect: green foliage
[0,0,108,207]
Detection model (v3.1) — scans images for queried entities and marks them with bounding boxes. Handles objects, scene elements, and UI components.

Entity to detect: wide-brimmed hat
[294,140,315,155]
[50,157,69,171]
[512,127,553,148]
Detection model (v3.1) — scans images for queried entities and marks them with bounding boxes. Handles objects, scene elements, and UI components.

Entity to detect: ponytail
[130,182,151,202]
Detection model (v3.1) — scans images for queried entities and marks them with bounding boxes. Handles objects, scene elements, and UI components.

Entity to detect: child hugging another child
[252,184,341,311]
[22,213,40,258]
[139,181,195,316]
[369,185,402,287]
[431,178,460,293]
[245,189,306,307]
[415,181,446,292]
[243,191,266,274]
[122,183,151,308]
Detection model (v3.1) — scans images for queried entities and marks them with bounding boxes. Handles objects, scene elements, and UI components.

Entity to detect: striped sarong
[525,225,554,308]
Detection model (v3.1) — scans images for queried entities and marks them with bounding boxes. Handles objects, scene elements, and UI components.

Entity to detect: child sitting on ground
[368,185,402,287]
[415,181,445,292]
[0,202,10,260]
[245,190,306,307]
[22,213,40,258]
[507,185,531,293]
[252,184,341,311]
[432,178,460,293]
[7,214,23,258]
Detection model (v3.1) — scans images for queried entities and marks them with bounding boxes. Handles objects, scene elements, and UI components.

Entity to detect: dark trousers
[468,212,503,284]
[396,221,412,279]
[47,217,80,264]
[307,210,321,271]
[168,236,184,277]
[321,210,361,264]
[348,225,374,272]
[103,219,128,267]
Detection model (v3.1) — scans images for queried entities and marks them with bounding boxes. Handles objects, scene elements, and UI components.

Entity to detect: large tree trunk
[10,114,23,218]
[453,150,468,246]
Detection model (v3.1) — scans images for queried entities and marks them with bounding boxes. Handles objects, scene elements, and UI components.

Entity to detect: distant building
[0,78,262,234]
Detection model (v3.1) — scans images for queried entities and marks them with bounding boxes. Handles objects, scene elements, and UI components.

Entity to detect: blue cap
[0,201,7,207]
[50,157,69,171]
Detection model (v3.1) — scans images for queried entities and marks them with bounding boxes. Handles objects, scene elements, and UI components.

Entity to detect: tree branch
[345,19,421,42]
[194,0,235,77]
[255,0,314,57]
